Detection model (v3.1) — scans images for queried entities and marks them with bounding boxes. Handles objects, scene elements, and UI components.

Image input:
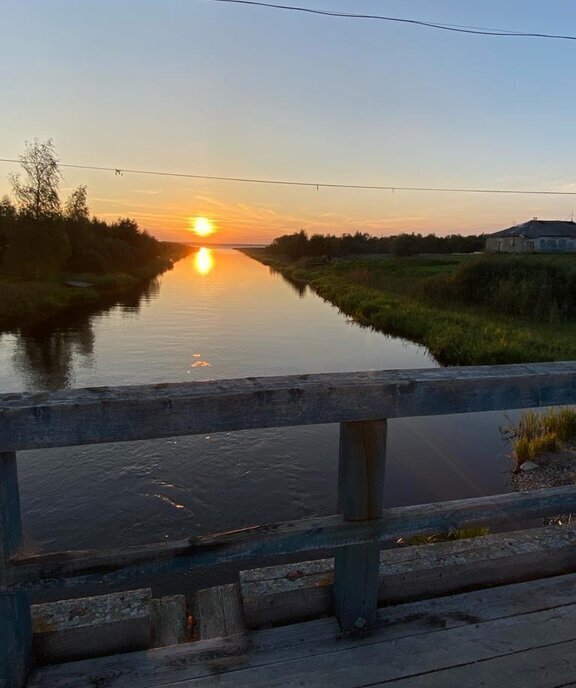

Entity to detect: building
[485,219,576,253]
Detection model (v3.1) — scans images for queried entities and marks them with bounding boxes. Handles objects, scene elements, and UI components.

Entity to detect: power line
[1,156,575,196]
[203,0,576,41]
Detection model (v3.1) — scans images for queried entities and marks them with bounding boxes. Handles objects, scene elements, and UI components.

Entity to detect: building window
[559,239,567,249]
[547,239,557,248]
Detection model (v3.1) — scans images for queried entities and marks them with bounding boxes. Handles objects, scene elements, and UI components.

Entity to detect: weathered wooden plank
[0,452,23,567]
[26,634,249,687]
[3,362,576,451]
[193,583,245,640]
[248,571,576,655]
[150,595,188,647]
[0,451,32,688]
[31,588,152,663]
[29,600,576,688]
[376,639,576,687]
[23,572,576,687]
[8,485,576,591]
[241,524,576,627]
[334,420,386,636]
[153,604,576,687]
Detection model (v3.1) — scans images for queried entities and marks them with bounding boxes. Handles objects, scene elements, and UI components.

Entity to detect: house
[485,219,576,253]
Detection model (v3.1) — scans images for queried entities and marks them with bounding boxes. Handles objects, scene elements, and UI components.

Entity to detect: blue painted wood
[0,451,32,687]
[334,420,387,636]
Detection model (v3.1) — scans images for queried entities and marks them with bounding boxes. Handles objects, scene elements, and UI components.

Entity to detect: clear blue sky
[2,0,576,242]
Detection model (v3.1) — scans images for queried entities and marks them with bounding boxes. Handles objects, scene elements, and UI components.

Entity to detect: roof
[488,220,576,239]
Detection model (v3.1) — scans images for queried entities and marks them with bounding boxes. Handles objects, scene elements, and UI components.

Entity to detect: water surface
[0,249,514,582]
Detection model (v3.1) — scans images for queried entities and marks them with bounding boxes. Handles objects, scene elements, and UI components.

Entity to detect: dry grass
[505,407,576,465]
[402,527,490,546]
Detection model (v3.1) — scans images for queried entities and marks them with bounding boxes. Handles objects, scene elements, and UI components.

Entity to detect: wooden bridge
[4,363,576,686]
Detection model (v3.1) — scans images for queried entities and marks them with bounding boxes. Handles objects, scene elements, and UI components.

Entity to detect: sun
[190,216,215,237]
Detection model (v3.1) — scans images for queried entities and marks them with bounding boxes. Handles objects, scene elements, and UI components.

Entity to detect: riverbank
[242,249,576,366]
[0,242,191,332]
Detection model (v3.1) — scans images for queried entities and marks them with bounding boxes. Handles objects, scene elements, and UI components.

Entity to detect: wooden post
[334,420,387,636]
[0,451,32,688]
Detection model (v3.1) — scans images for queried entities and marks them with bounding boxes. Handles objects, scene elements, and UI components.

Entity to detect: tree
[0,195,16,220]
[65,185,89,222]
[2,223,70,278]
[10,138,62,219]
[0,195,16,264]
[390,233,416,257]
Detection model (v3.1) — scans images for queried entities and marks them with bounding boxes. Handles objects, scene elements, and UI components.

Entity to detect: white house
[485,220,576,253]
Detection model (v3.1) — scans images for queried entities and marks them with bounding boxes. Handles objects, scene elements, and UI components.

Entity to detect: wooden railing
[4,362,576,686]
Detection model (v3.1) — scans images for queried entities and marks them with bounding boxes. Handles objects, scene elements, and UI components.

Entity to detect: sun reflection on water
[194,247,214,276]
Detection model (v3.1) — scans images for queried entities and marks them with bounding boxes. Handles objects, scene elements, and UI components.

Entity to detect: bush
[420,255,576,322]
[3,220,70,278]
[0,212,163,278]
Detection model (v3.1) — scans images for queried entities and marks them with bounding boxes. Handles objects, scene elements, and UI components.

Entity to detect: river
[0,248,514,592]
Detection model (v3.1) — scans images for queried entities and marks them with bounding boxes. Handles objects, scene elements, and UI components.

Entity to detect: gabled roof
[489,220,576,239]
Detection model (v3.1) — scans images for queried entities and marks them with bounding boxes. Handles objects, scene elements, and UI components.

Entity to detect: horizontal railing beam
[2,362,576,451]
[6,485,576,592]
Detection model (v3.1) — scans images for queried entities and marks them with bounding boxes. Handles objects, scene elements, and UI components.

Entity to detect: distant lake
[0,248,514,594]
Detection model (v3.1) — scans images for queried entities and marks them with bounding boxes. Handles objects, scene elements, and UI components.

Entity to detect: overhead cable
[202,0,576,41]
[1,157,575,196]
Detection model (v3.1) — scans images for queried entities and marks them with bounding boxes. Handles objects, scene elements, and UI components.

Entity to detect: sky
[3,1,576,243]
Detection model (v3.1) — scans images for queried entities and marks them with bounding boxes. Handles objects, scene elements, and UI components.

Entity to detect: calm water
[0,249,514,590]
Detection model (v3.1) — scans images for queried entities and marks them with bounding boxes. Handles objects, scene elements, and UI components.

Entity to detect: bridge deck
[27,570,576,688]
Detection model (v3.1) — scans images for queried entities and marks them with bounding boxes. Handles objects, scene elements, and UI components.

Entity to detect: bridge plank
[153,605,576,687]
[2,362,576,451]
[8,485,576,591]
[193,583,245,640]
[241,523,576,627]
[0,451,32,688]
[26,576,576,688]
[376,639,576,687]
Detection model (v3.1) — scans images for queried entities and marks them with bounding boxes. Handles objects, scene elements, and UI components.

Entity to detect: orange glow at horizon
[194,247,214,275]
[190,216,215,237]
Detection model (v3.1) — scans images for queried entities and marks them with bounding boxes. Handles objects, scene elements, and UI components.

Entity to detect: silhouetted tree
[65,185,89,222]
[269,230,309,260]
[267,230,485,259]
[0,195,16,220]
[3,221,71,278]
[10,139,62,219]
[390,233,417,256]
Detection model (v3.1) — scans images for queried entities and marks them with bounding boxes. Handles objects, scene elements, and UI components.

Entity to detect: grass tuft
[404,527,490,546]
[505,407,576,465]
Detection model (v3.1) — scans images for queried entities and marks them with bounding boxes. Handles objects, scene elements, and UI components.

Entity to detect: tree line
[267,229,486,260]
[0,139,162,279]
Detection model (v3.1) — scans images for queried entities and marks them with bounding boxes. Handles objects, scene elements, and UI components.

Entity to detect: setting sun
[190,216,215,237]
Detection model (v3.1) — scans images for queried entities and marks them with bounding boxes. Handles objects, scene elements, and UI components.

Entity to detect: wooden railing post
[334,420,387,637]
[0,451,32,688]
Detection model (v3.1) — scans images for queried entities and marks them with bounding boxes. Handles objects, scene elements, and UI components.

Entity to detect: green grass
[242,249,576,366]
[504,407,576,465]
[0,279,95,323]
[0,274,156,332]
[0,243,192,332]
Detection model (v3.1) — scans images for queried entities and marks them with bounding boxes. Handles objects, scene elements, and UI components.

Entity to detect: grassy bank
[242,249,576,366]
[0,242,191,332]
